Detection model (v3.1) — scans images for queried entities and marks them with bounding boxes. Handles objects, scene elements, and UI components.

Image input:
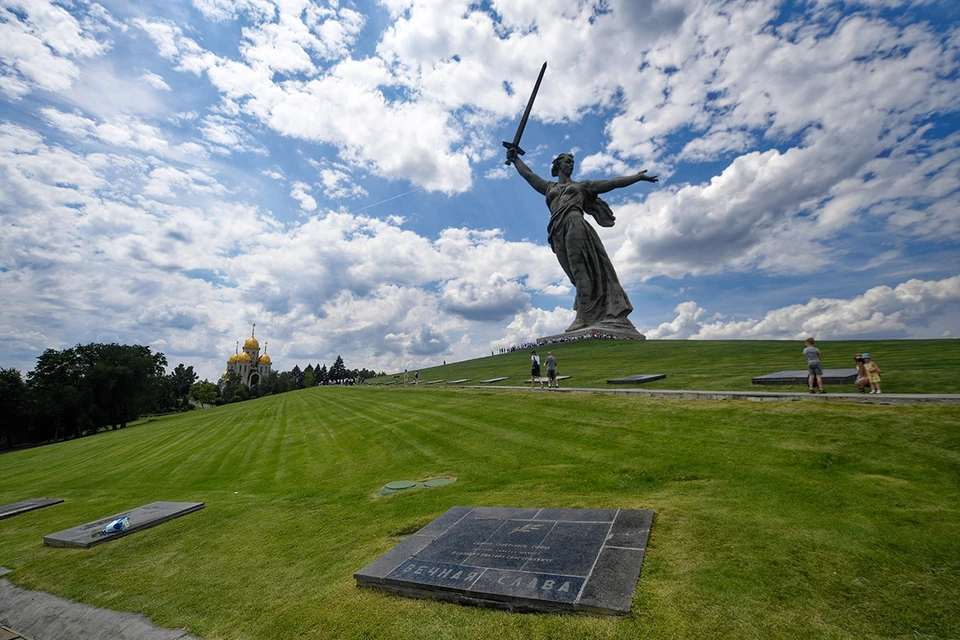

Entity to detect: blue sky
[1,0,958,381]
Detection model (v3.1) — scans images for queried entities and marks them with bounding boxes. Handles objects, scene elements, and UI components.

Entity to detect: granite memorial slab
[446,379,474,384]
[606,374,666,385]
[0,499,63,521]
[480,377,509,384]
[752,368,857,385]
[355,506,654,615]
[43,501,205,548]
[424,380,445,385]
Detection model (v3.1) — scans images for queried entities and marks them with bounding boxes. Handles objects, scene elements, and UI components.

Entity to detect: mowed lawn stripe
[1,383,957,639]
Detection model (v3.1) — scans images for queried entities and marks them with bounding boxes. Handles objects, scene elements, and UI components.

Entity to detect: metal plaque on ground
[43,501,205,548]
[606,374,666,384]
[355,506,654,615]
[752,369,857,385]
[0,499,63,521]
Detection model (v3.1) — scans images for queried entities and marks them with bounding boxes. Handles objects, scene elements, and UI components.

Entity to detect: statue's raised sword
[502,61,547,165]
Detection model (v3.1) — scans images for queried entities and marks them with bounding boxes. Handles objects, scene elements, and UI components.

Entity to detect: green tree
[291,364,304,389]
[190,381,219,409]
[329,356,347,382]
[0,368,30,449]
[28,347,84,442]
[168,364,198,409]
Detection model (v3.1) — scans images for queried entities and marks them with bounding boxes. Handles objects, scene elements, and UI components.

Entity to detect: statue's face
[559,155,574,176]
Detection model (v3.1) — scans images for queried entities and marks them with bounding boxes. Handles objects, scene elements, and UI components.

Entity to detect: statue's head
[551,153,574,177]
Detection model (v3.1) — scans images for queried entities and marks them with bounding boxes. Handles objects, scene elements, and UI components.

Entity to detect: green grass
[1,363,959,639]
[376,339,960,393]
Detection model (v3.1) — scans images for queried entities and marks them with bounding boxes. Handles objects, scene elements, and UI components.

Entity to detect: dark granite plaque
[43,501,204,548]
[752,368,857,385]
[606,374,666,385]
[355,506,654,615]
[0,499,63,521]
[480,377,509,384]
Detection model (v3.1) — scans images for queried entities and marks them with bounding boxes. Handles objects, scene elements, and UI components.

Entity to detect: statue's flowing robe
[545,180,633,331]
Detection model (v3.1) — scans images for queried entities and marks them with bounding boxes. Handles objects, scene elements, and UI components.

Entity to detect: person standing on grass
[545,351,558,388]
[530,350,543,389]
[414,371,419,386]
[862,353,882,394]
[403,370,409,386]
[803,337,826,394]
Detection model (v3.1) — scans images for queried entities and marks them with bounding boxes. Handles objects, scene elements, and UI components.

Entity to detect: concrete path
[459,386,960,405]
[0,576,199,640]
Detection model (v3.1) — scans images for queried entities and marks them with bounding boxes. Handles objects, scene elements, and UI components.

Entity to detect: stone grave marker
[355,506,654,615]
[752,369,857,385]
[44,501,205,548]
[424,380,445,385]
[446,379,474,384]
[480,377,509,384]
[0,499,63,521]
[606,374,666,385]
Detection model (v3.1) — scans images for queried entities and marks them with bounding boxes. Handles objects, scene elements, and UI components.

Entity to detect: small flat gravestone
[424,380,445,385]
[43,501,205,548]
[479,377,509,384]
[606,374,666,385]
[355,506,654,616]
[446,379,474,384]
[0,499,64,521]
[752,369,857,385]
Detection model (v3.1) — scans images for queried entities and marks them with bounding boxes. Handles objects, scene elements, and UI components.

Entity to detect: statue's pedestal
[537,325,646,343]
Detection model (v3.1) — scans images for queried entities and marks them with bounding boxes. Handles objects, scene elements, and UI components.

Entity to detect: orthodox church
[221,324,273,387]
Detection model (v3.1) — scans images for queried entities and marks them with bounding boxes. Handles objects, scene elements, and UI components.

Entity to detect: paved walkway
[460,385,960,405]
[0,575,199,640]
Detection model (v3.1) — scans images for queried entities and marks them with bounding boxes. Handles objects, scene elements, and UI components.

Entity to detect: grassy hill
[1,340,958,639]
[375,338,960,393]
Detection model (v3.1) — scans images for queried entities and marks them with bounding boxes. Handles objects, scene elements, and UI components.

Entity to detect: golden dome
[228,353,239,364]
[221,370,227,378]
[238,352,252,363]
[244,336,259,349]
[258,353,272,365]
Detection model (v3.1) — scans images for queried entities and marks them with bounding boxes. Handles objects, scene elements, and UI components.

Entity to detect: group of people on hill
[804,338,882,394]
[498,331,621,355]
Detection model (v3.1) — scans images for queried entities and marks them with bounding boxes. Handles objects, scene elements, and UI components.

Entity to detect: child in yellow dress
[861,353,882,394]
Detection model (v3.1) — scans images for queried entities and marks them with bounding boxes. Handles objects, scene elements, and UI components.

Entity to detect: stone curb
[453,386,960,405]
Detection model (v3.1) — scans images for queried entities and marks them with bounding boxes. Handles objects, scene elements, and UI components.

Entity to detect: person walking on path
[403,370,409,386]
[545,351,559,388]
[414,371,419,386]
[862,353,882,393]
[803,338,826,394]
[530,350,543,389]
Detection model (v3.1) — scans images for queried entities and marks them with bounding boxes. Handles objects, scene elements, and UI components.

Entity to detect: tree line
[0,344,383,450]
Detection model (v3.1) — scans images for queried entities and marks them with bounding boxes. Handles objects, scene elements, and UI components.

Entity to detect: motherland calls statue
[505,147,657,336]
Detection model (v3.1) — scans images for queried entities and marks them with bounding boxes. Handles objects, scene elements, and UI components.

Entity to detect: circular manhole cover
[423,478,454,487]
[384,480,418,491]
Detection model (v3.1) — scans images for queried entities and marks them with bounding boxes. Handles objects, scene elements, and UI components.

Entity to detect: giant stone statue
[503,63,657,338]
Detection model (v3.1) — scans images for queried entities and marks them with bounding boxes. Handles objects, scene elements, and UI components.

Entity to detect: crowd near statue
[503,62,657,336]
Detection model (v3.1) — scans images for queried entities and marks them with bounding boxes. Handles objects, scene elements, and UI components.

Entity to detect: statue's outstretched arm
[593,170,658,194]
[506,148,550,195]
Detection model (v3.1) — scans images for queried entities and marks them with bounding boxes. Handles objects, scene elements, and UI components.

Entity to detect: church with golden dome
[221,324,273,387]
